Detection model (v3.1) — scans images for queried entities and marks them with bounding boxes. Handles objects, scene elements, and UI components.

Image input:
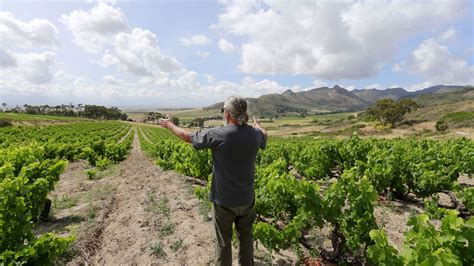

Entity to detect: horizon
[1,83,469,110]
[1,0,473,108]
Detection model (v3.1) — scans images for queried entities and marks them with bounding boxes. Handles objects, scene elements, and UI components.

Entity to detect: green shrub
[85,169,97,180]
[96,156,111,171]
[435,121,448,132]
[0,119,13,127]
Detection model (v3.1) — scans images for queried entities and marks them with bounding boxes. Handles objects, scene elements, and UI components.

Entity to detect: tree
[435,121,448,132]
[171,116,180,126]
[192,117,205,127]
[366,98,418,127]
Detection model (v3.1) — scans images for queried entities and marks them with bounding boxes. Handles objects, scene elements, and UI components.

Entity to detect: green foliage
[435,120,449,131]
[366,230,402,266]
[85,169,97,180]
[367,211,474,265]
[366,98,418,127]
[0,119,12,127]
[440,111,474,123]
[170,239,183,252]
[150,242,166,258]
[459,187,474,212]
[423,196,447,220]
[0,122,133,263]
[138,124,474,264]
[96,156,111,171]
[170,116,180,126]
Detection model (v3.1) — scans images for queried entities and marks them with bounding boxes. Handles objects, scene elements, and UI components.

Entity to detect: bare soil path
[63,128,217,264]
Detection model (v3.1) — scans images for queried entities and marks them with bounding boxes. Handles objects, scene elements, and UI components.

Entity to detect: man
[158,96,267,266]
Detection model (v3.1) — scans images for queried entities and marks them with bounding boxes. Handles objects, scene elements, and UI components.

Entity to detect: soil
[40,127,297,265]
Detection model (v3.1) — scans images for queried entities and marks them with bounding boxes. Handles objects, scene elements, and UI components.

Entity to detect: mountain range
[205,85,472,116]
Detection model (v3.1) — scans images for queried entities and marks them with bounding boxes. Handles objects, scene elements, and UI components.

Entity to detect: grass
[147,192,170,218]
[159,222,175,237]
[204,112,357,129]
[170,239,184,252]
[198,201,212,221]
[440,111,474,123]
[87,184,114,201]
[52,195,78,210]
[0,112,87,122]
[84,164,120,180]
[87,202,97,220]
[150,242,166,258]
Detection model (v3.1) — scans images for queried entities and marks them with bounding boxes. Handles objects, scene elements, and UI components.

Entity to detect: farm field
[1,115,473,265]
[3,0,473,265]
[0,112,89,125]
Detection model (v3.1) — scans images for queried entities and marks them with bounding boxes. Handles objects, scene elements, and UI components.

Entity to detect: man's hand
[158,117,191,143]
[253,115,267,138]
[253,115,261,127]
[158,118,172,129]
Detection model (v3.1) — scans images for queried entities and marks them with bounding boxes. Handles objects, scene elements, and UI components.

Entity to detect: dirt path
[60,128,217,264]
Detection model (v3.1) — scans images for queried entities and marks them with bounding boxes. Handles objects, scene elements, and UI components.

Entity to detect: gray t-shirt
[189,124,266,207]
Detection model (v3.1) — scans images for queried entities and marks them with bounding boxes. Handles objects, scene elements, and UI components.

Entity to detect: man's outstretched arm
[158,118,192,143]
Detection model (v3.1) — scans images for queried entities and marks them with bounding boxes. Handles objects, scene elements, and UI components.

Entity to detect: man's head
[222,96,248,126]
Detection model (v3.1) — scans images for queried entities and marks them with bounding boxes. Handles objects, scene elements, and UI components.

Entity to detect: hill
[205,85,472,116]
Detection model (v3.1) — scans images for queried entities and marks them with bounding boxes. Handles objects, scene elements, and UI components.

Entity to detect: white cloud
[61,3,128,53]
[345,85,356,91]
[215,0,468,79]
[438,27,457,42]
[406,81,434,92]
[206,74,216,84]
[0,11,59,49]
[218,38,235,53]
[99,28,184,77]
[103,75,125,85]
[402,38,473,85]
[0,49,17,68]
[312,80,327,88]
[179,34,211,46]
[365,84,381,90]
[0,51,56,84]
[196,50,210,58]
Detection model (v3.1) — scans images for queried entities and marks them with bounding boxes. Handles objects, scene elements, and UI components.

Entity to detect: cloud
[103,75,125,85]
[99,28,184,77]
[179,34,211,46]
[218,38,235,53]
[0,51,56,84]
[0,49,17,68]
[0,11,59,49]
[437,27,457,42]
[365,84,382,90]
[61,3,128,53]
[312,79,327,88]
[196,51,210,58]
[215,0,468,79]
[402,38,473,85]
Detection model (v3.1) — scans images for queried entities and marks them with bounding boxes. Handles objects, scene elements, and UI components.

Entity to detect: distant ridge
[205,85,471,116]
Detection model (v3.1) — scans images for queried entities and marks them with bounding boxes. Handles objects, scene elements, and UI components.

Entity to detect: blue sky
[0,0,472,107]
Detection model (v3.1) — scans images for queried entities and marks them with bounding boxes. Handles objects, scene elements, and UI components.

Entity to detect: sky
[0,0,473,108]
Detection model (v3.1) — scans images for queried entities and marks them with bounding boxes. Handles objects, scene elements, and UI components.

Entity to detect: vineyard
[138,125,474,265]
[0,122,133,264]
[1,121,473,264]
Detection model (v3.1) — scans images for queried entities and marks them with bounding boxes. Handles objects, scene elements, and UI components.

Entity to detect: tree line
[1,103,129,120]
